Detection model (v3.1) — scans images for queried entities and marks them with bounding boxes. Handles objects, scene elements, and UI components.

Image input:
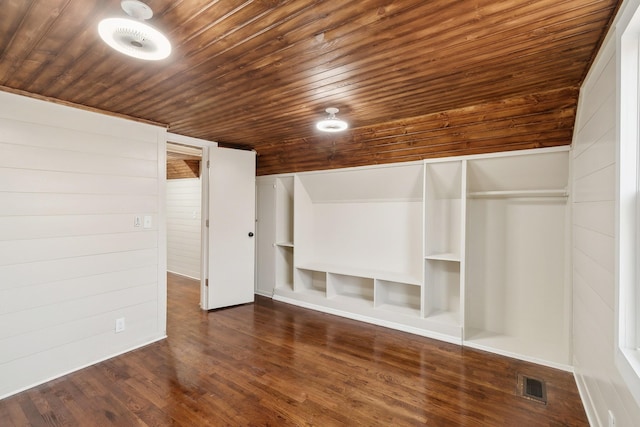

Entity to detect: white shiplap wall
[572,0,640,424]
[167,178,201,279]
[0,91,167,399]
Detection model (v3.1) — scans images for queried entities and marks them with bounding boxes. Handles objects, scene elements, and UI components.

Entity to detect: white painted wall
[572,1,640,424]
[0,91,167,399]
[167,178,202,279]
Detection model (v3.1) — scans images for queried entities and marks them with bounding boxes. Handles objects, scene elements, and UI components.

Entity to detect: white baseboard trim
[166,270,200,281]
[254,289,273,298]
[0,335,167,401]
[462,341,573,372]
[272,294,462,345]
[574,369,601,427]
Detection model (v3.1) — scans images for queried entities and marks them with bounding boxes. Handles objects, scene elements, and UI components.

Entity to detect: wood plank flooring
[0,272,589,426]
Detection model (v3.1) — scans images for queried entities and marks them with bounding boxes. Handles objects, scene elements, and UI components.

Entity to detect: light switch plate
[115,317,125,333]
[143,215,152,229]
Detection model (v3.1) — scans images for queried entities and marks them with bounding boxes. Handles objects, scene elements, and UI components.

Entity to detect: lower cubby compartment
[294,268,326,296]
[272,285,462,345]
[464,196,569,368]
[374,279,421,317]
[424,259,460,325]
[275,245,294,290]
[327,273,374,305]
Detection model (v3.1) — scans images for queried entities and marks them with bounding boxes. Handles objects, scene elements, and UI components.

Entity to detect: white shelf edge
[296,288,326,298]
[375,303,421,318]
[424,253,460,262]
[274,282,294,291]
[467,189,568,199]
[327,293,374,308]
[295,263,422,286]
[425,195,462,201]
[424,310,460,327]
[310,197,423,204]
[275,241,294,247]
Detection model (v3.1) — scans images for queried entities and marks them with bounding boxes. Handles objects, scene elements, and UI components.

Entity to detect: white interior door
[207,146,256,309]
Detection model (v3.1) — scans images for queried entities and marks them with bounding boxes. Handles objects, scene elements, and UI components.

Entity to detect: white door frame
[166,132,217,309]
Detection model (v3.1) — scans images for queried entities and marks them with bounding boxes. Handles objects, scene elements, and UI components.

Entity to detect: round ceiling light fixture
[98,0,171,61]
[316,107,348,132]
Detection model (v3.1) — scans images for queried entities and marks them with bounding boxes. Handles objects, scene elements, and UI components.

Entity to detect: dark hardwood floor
[0,272,588,426]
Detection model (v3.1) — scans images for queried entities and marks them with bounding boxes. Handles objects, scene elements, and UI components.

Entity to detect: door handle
[248,232,254,237]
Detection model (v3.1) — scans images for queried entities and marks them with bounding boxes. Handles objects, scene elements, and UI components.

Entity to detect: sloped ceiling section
[0,0,620,175]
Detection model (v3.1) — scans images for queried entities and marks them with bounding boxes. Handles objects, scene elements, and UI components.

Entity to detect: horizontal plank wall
[167,178,202,279]
[571,2,640,424]
[0,90,167,399]
[254,87,578,176]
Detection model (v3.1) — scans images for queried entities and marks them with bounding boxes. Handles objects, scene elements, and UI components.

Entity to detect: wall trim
[167,270,200,281]
[574,369,602,427]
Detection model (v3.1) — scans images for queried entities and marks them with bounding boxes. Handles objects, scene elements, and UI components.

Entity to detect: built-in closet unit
[255,146,570,369]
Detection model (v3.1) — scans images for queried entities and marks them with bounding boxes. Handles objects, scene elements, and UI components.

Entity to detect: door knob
[248,232,254,237]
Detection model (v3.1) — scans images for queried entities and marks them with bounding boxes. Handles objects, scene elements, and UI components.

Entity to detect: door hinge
[206,219,209,227]
[207,160,210,168]
[205,279,209,287]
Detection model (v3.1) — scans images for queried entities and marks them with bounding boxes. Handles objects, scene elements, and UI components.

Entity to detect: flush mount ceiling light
[316,107,348,132]
[98,0,171,61]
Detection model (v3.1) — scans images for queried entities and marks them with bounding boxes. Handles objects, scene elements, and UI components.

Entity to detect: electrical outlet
[608,410,616,427]
[143,215,152,229]
[115,317,125,333]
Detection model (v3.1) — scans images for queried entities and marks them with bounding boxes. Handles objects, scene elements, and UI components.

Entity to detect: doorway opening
[166,141,205,307]
[165,133,257,312]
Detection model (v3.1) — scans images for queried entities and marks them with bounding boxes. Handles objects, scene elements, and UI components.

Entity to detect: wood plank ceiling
[0,0,620,175]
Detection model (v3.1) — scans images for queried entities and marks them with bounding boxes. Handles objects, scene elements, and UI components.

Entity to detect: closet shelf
[424,310,460,327]
[424,253,460,262]
[296,263,422,286]
[275,241,294,247]
[467,189,568,198]
[375,303,421,317]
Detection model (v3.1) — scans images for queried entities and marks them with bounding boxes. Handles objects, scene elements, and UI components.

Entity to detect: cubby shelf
[467,189,568,199]
[426,310,460,326]
[424,253,460,262]
[275,242,294,247]
[375,303,421,317]
[296,263,422,287]
[258,146,571,370]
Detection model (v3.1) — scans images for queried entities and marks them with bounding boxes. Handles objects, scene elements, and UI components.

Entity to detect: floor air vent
[517,373,547,404]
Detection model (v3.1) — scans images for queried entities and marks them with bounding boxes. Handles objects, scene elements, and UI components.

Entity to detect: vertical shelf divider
[459,160,467,334]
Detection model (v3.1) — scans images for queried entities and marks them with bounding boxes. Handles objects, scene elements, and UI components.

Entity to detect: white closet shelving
[274,176,295,291]
[273,163,439,338]
[256,146,572,369]
[464,149,570,368]
[422,160,466,340]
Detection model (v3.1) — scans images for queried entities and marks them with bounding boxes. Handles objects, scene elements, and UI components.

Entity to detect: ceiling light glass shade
[98,17,171,61]
[316,107,348,132]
